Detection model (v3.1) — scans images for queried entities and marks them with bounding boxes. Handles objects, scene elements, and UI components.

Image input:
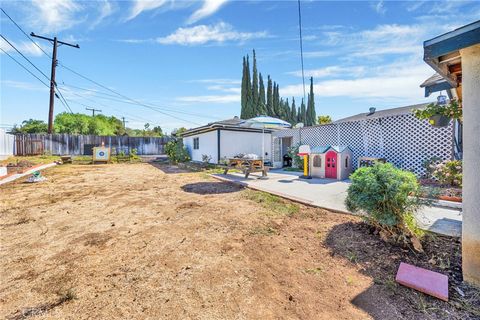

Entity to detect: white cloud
[127,0,168,21]
[206,85,240,93]
[281,62,432,103]
[30,0,83,33]
[371,0,387,15]
[190,78,241,85]
[0,37,45,57]
[90,0,115,29]
[187,0,228,24]
[288,66,366,78]
[156,22,268,45]
[176,94,239,103]
[1,80,47,91]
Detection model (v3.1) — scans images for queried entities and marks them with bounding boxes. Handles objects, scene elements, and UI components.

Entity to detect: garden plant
[345,163,424,251]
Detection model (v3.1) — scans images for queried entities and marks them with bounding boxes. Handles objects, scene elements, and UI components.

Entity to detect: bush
[431,160,462,186]
[287,143,304,169]
[422,156,442,179]
[345,163,424,250]
[165,139,190,163]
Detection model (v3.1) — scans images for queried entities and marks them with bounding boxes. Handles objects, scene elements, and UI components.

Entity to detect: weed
[346,251,358,264]
[249,226,279,236]
[57,288,77,303]
[345,276,354,286]
[305,267,323,274]
[243,190,299,216]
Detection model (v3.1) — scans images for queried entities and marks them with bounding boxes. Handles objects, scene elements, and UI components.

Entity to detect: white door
[273,137,283,168]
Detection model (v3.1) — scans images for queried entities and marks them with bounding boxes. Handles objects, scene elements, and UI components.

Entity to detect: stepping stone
[395,262,449,301]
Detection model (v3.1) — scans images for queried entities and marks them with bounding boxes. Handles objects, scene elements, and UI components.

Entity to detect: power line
[58,83,222,120]
[0,47,50,87]
[0,8,51,58]
[58,64,203,125]
[1,7,204,127]
[55,87,74,113]
[297,0,306,103]
[0,34,50,81]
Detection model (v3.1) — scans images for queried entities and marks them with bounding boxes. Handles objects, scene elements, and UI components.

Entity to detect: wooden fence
[14,134,171,156]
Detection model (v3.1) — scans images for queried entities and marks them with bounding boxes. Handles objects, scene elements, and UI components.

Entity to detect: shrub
[165,139,190,163]
[345,163,424,250]
[432,160,462,186]
[422,156,442,179]
[287,143,304,169]
[201,154,212,164]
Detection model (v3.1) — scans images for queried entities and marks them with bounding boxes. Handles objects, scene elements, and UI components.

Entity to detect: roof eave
[423,20,480,87]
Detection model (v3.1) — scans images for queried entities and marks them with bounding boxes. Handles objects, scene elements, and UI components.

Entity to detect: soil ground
[0,162,478,319]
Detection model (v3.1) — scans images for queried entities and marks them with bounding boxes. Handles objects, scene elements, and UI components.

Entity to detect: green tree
[318,115,332,124]
[266,75,273,116]
[172,127,187,136]
[251,49,259,116]
[258,72,266,115]
[240,56,248,119]
[290,97,297,125]
[12,119,48,133]
[298,98,306,124]
[306,77,316,126]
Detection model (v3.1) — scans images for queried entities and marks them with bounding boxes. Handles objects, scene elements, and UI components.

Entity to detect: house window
[313,155,322,167]
[193,137,199,150]
[345,156,349,168]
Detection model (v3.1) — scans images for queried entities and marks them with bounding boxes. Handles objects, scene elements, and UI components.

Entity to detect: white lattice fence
[272,113,454,175]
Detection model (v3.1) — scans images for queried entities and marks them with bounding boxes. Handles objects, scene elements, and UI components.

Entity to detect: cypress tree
[251,50,259,116]
[290,97,297,125]
[266,75,273,116]
[284,98,291,122]
[306,77,316,126]
[240,56,247,119]
[273,83,281,117]
[299,98,306,124]
[258,73,266,115]
[245,55,254,118]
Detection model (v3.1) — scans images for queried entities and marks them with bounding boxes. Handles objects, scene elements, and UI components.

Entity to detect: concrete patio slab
[212,169,462,237]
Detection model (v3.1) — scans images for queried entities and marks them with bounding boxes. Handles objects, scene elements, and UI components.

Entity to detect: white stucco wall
[219,130,272,162]
[460,44,480,285]
[0,129,14,160]
[183,130,218,163]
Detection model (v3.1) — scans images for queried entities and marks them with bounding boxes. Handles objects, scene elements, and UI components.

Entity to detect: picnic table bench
[221,158,269,178]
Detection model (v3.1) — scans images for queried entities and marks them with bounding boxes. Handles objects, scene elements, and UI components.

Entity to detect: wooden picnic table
[221,158,269,178]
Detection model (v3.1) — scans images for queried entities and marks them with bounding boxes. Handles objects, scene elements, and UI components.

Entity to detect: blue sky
[1,0,479,133]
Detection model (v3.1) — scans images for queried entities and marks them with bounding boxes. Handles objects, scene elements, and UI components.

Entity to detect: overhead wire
[0,47,50,87]
[0,34,50,81]
[1,7,211,126]
[0,8,52,58]
[297,0,306,103]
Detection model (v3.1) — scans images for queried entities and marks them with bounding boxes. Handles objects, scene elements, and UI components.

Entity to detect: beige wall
[460,44,480,286]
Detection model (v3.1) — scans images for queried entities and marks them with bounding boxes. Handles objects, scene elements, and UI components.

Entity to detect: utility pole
[85,107,102,117]
[121,117,128,129]
[30,32,79,134]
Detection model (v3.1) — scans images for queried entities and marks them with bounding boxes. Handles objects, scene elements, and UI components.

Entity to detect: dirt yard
[0,162,478,319]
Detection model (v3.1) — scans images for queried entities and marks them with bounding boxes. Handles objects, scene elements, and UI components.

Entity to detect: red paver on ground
[395,262,449,301]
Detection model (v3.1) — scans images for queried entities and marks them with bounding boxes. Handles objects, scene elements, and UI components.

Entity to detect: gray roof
[311,145,351,153]
[333,103,430,124]
[180,117,273,137]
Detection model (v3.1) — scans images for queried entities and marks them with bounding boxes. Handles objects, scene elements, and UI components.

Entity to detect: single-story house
[309,145,353,180]
[182,117,272,164]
